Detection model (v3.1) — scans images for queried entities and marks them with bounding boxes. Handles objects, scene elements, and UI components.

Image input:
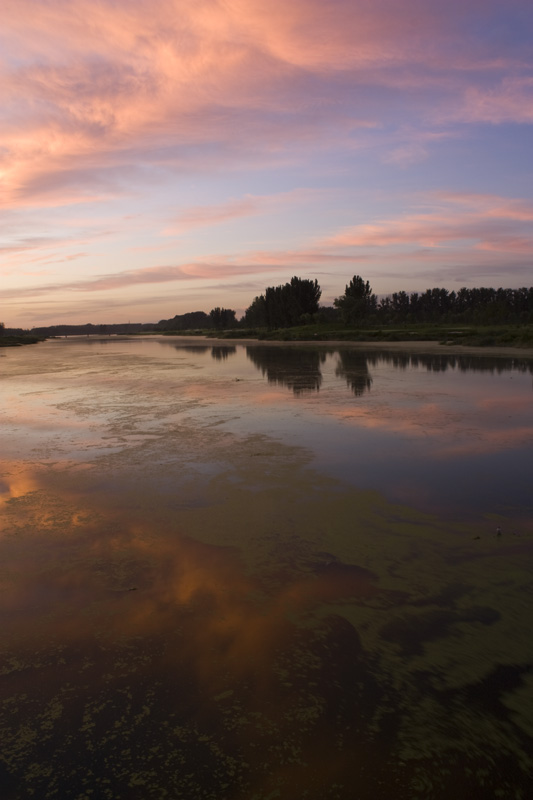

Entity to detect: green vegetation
[245,322,533,348]
[0,333,43,347]
[137,322,533,350]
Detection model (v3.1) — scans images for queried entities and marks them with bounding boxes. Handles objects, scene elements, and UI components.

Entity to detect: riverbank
[151,333,533,360]
[0,335,43,347]
[215,322,533,348]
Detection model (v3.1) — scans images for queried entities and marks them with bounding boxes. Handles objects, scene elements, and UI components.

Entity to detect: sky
[2,0,533,327]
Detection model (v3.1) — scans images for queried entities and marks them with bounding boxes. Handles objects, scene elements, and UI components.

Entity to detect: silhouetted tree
[210,307,237,330]
[286,276,322,322]
[243,277,321,329]
[334,275,377,324]
[242,295,267,327]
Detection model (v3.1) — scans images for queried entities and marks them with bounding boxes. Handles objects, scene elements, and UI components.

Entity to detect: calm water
[1,337,532,799]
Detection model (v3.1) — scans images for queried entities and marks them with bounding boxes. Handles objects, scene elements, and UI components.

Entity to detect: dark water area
[1,338,532,799]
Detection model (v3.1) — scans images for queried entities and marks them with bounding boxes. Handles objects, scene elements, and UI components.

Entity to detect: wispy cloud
[438,77,533,125]
[322,192,533,254]
[3,190,532,301]
[0,262,280,299]
[0,247,368,300]
[164,189,321,235]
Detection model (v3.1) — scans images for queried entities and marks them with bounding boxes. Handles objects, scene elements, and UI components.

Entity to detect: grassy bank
[0,335,44,347]
[210,323,533,348]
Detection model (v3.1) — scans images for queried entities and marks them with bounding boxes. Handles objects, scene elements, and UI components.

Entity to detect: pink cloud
[437,192,533,222]
[0,261,284,298]
[440,77,533,125]
[0,245,368,301]
[2,0,531,211]
[381,129,460,167]
[322,192,533,254]
[2,197,531,304]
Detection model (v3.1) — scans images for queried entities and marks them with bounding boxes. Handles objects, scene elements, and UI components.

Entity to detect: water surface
[1,338,532,799]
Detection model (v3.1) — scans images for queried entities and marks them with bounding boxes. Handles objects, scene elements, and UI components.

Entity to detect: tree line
[146,274,533,332]
[147,276,321,332]
[17,274,533,338]
[370,284,533,325]
[239,275,533,329]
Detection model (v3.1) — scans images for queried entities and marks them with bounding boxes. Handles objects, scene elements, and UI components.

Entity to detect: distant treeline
[147,276,533,335]
[26,310,237,337]
[7,275,533,337]
[27,322,146,337]
[147,308,238,332]
[148,310,212,332]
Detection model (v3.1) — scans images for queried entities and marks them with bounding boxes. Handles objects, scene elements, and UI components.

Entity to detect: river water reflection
[1,337,532,799]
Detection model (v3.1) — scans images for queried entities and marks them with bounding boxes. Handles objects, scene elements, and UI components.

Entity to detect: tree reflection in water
[366,350,533,375]
[178,345,210,354]
[211,346,237,360]
[246,346,327,395]
[335,349,373,396]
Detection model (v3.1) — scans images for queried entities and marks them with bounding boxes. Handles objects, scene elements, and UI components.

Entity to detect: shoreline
[38,333,533,359]
[151,334,533,359]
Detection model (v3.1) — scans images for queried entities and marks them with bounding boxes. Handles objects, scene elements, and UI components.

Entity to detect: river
[1,337,532,799]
